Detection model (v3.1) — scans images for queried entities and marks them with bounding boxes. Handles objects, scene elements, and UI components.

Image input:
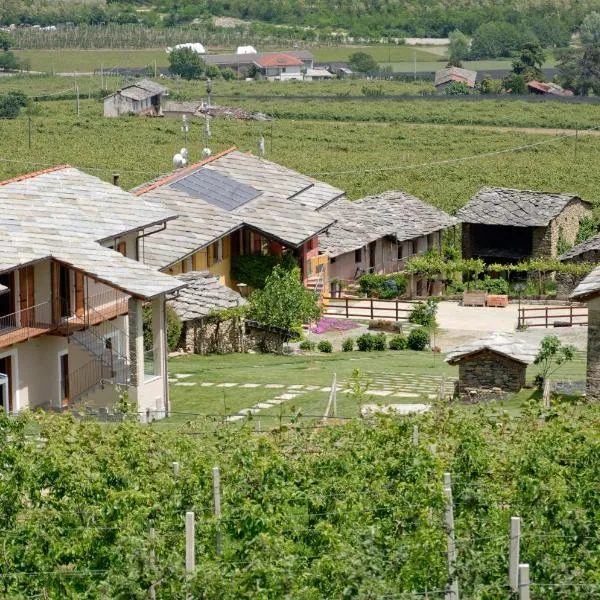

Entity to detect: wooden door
[60,354,69,407]
[19,266,34,327]
[74,271,85,318]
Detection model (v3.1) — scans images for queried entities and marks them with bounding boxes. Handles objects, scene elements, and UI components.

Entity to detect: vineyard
[2,399,600,598]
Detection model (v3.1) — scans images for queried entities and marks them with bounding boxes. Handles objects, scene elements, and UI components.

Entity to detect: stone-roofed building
[446,334,538,399]
[458,187,592,263]
[134,147,340,292]
[319,191,458,296]
[0,165,184,419]
[104,78,169,117]
[169,271,246,354]
[557,234,600,297]
[571,269,600,401]
[434,67,477,91]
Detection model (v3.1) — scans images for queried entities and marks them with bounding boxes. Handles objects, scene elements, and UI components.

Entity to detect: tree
[448,30,470,66]
[443,81,472,95]
[556,44,600,95]
[0,32,13,51]
[580,11,600,45]
[248,265,321,333]
[348,52,380,73]
[533,335,576,389]
[470,22,534,59]
[511,41,545,82]
[168,47,206,80]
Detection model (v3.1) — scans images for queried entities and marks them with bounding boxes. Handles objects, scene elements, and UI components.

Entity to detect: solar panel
[169,169,261,211]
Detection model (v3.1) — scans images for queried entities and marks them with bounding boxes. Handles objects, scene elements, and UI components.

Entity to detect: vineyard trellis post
[412,425,419,445]
[518,564,530,600]
[444,472,459,600]
[509,516,521,593]
[172,461,180,477]
[185,511,195,598]
[149,526,156,600]
[212,466,222,556]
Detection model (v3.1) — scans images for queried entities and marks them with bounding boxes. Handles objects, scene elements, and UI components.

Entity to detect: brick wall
[457,350,527,394]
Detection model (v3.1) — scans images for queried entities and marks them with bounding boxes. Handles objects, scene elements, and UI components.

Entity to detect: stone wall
[181,317,244,355]
[586,305,600,401]
[457,350,527,396]
[245,323,287,353]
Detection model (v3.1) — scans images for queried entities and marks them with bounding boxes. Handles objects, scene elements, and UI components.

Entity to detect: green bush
[473,276,509,295]
[342,337,354,352]
[372,332,387,351]
[317,340,333,353]
[232,252,296,289]
[358,273,407,298]
[299,340,316,351]
[407,327,430,351]
[389,334,408,350]
[408,300,438,328]
[356,333,374,352]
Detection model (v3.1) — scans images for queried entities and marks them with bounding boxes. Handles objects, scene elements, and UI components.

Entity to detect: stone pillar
[586,305,600,401]
[127,297,144,390]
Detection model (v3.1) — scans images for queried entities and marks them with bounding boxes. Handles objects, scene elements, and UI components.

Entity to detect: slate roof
[0,166,183,299]
[135,148,339,268]
[254,53,304,68]
[434,67,477,88]
[319,191,458,257]
[168,271,246,321]
[571,265,600,300]
[445,333,538,365]
[559,234,600,262]
[456,187,587,227]
[116,79,168,102]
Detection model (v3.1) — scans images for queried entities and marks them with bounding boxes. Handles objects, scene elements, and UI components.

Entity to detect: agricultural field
[1,96,600,211]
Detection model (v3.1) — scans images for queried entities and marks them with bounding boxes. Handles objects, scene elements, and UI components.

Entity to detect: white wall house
[104,79,169,118]
[253,53,305,81]
[0,166,184,420]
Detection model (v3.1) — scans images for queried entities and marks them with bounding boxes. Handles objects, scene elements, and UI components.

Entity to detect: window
[355,248,362,264]
[427,233,436,249]
[398,244,404,260]
[412,239,419,256]
[331,257,337,264]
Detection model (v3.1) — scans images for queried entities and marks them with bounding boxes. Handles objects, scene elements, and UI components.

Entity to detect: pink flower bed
[311,318,359,334]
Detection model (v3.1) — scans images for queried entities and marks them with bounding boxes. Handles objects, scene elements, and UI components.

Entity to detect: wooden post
[509,517,521,593]
[444,473,459,600]
[545,306,548,328]
[412,425,419,445]
[518,564,530,600]
[212,467,222,556]
[185,511,195,572]
[149,527,156,600]
[345,297,349,319]
[172,461,180,477]
[570,304,573,326]
[370,298,374,320]
[542,379,551,409]
[395,300,399,322]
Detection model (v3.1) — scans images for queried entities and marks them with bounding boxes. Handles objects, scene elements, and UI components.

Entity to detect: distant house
[304,68,334,81]
[319,191,458,296]
[203,50,314,78]
[527,81,574,97]
[253,53,305,81]
[133,148,341,294]
[104,79,168,117]
[434,67,477,91]
[169,271,246,354]
[446,333,538,399]
[457,187,592,263]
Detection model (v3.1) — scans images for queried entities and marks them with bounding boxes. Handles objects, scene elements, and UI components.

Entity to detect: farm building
[319,191,458,296]
[445,334,538,399]
[458,187,592,263]
[557,234,600,295]
[253,53,305,81]
[168,271,246,355]
[304,68,334,81]
[203,50,314,78]
[434,67,477,91]
[527,81,574,96]
[571,267,600,401]
[103,79,168,117]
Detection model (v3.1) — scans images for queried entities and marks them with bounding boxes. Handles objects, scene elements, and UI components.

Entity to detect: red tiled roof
[133,147,237,196]
[0,165,71,187]
[253,53,304,68]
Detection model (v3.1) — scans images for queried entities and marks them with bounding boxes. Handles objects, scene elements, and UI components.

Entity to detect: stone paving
[169,372,455,422]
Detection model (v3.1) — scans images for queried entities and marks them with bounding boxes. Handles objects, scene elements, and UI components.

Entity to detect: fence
[518,305,588,329]
[323,296,415,321]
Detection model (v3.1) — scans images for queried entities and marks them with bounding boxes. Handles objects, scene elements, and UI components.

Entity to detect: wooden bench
[462,291,487,307]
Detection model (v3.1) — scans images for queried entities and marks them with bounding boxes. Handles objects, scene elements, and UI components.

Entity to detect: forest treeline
[4,0,600,48]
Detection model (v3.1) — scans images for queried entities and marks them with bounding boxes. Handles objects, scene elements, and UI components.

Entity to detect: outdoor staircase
[306,272,325,298]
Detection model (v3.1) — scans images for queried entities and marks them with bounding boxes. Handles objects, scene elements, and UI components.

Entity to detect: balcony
[0,302,54,349]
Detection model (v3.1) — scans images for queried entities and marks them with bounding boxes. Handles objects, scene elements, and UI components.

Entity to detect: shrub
[317,340,333,353]
[474,276,509,295]
[356,333,374,352]
[358,273,407,298]
[407,327,429,351]
[342,337,354,352]
[408,300,438,328]
[299,340,316,351]
[372,333,387,351]
[389,334,408,350]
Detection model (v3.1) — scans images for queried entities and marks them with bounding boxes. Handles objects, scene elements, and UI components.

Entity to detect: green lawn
[166,349,586,427]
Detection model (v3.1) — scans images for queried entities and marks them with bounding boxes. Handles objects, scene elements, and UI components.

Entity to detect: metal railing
[0,301,54,348]
[86,289,129,321]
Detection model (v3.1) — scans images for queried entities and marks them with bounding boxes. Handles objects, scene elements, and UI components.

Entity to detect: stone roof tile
[445,333,538,365]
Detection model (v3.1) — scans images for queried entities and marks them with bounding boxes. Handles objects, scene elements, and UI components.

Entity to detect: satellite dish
[180,148,188,159]
[202,147,212,158]
[173,153,187,168]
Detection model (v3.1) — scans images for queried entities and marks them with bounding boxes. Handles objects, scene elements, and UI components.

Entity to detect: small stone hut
[558,233,600,296]
[168,271,246,354]
[445,334,538,399]
[457,187,592,263]
[571,268,600,400]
